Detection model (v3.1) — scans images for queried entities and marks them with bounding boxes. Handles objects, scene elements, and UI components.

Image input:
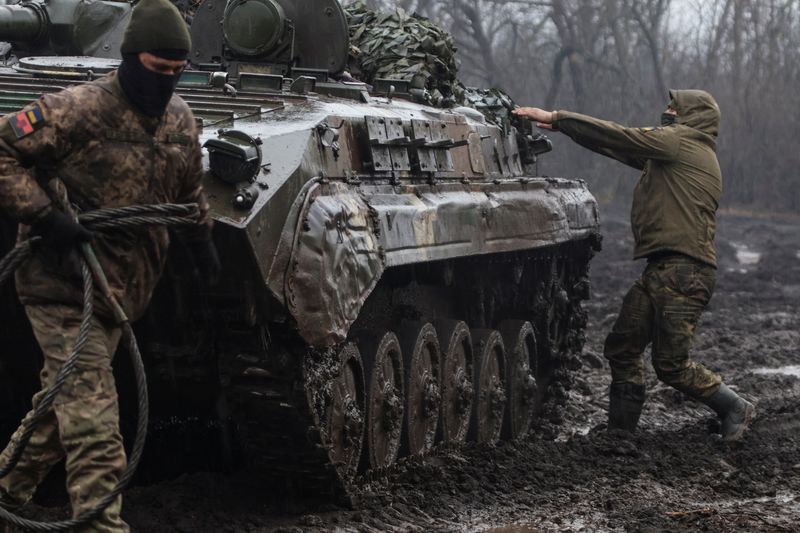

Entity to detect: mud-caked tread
[228,381,349,501]
[227,347,364,505]
[206,239,597,504]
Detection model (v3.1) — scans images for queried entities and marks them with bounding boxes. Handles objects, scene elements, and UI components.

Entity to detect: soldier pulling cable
[0,0,219,531]
[0,204,200,532]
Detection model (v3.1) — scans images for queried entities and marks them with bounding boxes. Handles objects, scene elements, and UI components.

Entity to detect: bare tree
[346,0,800,211]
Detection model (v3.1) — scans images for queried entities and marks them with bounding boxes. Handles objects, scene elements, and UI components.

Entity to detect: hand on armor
[512,107,557,130]
[189,239,221,287]
[31,208,93,252]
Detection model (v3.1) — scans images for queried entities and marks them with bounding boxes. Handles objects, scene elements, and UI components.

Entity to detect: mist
[360,0,800,213]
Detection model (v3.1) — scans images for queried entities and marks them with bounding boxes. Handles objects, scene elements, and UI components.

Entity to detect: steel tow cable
[0,203,200,532]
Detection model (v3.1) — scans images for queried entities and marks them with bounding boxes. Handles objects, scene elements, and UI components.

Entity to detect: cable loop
[0,203,200,531]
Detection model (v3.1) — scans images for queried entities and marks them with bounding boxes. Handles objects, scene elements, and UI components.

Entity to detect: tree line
[359,0,800,213]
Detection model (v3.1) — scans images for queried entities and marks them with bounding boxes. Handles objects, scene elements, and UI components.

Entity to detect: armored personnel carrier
[0,0,600,500]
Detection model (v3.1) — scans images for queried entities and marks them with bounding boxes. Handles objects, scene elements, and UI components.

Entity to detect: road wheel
[499,320,538,440]
[325,343,365,482]
[434,320,473,444]
[469,329,506,445]
[359,331,404,469]
[398,322,441,456]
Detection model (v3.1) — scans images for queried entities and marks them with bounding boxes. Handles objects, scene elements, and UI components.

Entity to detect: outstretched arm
[513,107,680,170]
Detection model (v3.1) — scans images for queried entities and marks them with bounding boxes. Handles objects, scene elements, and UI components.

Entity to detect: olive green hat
[120,0,192,54]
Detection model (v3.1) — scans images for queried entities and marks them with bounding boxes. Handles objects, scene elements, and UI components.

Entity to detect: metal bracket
[411,119,437,173]
[316,122,341,160]
[290,76,316,95]
[365,116,411,172]
[429,120,455,172]
[412,119,455,174]
[385,118,411,171]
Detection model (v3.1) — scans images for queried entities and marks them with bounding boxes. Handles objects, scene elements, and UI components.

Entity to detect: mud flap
[285,183,385,346]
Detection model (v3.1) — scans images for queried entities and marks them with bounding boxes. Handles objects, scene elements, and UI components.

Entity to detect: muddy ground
[16,209,800,532]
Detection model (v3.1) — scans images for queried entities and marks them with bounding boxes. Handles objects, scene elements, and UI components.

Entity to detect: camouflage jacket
[553,90,722,267]
[0,72,211,321]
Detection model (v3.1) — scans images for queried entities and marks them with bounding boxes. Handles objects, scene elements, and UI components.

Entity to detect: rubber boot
[608,383,645,432]
[700,383,755,442]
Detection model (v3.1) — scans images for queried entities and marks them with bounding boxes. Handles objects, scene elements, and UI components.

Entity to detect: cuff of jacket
[551,110,562,131]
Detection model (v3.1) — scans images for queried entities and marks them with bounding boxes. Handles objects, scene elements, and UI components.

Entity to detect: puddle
[732,242,761,265]
[695,491,799,511]
[752,365,800,378]
[726,242,762,273]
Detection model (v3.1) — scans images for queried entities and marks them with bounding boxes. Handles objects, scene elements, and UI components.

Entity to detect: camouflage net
[344,1,466,107]
[463,87,519,132]
[344,2,524,129]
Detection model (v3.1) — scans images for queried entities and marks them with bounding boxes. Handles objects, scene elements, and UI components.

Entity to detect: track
[0,235,600,520]
[216,237,599,502]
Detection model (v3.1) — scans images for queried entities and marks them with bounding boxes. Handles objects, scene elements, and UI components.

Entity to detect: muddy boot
[608,383,645,432]
[701,384,755,442]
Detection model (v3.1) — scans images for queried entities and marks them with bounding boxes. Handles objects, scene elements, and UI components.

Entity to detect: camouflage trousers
[0,304,129,532]
[603,255,722,399]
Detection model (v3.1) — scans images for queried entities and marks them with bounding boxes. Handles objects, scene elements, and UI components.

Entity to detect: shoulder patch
[638,126,660,133]
[10,105,45,139]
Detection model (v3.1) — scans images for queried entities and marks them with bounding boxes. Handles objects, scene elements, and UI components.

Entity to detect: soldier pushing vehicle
[514,91,756,441]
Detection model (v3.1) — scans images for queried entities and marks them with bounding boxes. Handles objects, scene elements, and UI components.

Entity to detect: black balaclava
[661,93,678,126]
[118,49,187,118]
[118,0,191,117]
[660,112,677,126]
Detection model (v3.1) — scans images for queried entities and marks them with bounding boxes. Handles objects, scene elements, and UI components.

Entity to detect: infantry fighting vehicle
[0,0,600,499]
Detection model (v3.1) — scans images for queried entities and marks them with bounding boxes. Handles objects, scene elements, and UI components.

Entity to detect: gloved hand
[30,208,93,252]
[189,238,221,287]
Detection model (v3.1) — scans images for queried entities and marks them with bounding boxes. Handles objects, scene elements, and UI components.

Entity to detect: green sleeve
[585,146,647,171]
[554,110,680,168]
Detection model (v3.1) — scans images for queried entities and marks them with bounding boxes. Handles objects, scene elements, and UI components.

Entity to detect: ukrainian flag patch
[10,104,45,139]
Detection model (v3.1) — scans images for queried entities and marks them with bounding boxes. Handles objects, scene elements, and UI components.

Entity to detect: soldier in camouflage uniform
[514,91,755,441]
[0,0,217,530]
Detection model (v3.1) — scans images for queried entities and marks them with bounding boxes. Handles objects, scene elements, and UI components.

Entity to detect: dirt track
[17,209,800,532]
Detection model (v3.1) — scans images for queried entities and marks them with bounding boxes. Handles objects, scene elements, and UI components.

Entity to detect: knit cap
[120,0,191,54]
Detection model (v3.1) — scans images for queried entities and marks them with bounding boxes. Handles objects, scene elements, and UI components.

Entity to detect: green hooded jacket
[553,90,722,267]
